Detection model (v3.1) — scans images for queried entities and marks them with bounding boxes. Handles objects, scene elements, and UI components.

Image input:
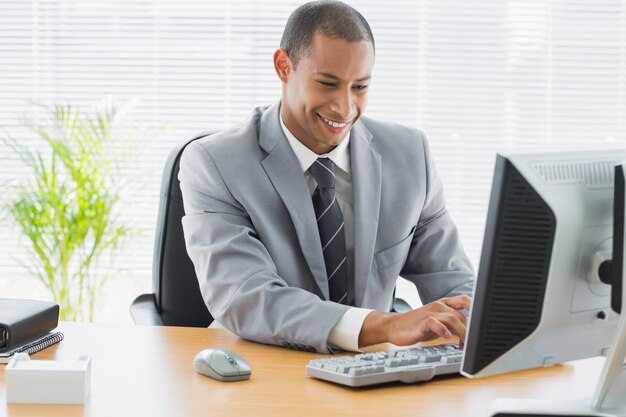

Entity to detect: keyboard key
[420,354,442,363]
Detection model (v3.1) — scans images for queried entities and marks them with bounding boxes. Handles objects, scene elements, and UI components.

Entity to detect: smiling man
[179,0,474,354]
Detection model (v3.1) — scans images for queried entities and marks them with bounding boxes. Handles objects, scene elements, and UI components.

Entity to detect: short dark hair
[280,1,375,68]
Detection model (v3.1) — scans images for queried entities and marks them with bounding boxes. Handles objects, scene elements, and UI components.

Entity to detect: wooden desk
[0,322,605,417]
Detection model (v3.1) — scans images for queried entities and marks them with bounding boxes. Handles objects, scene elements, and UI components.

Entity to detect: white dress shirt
[280,115,373,352]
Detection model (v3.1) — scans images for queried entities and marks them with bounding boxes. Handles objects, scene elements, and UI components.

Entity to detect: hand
[358,294,472,348]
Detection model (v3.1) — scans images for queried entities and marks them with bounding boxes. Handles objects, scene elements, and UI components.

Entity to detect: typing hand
[358,295,472,349]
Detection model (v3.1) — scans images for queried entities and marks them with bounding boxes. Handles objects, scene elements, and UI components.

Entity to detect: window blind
[1,0,625,321]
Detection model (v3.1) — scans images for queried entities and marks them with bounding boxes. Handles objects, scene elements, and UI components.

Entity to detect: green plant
[1,100,140,321]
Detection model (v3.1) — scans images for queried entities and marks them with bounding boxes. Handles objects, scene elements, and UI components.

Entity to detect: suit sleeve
[179,141,348,353]
[400,132,475,304]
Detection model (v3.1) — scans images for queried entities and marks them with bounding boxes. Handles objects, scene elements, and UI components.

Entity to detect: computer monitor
[461,148,626,416]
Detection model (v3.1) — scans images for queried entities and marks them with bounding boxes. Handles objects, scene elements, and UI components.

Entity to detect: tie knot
[309,158,336,189]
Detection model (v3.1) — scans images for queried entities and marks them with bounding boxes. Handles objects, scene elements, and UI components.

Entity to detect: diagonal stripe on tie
[316,194,336,222]
[328,257,347,280]
[309,158,349,305]
[321,222,344,251]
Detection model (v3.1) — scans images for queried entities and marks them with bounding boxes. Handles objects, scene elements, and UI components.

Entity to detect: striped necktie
[309,158,349,305]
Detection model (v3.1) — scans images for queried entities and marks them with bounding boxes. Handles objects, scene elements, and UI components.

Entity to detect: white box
[6,353,91,404]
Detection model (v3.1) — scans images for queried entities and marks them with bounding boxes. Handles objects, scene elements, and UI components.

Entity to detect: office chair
[130,131,411,327]
[130,131,216,327]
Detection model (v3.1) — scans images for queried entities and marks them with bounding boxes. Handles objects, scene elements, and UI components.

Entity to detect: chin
[317,135,343,148]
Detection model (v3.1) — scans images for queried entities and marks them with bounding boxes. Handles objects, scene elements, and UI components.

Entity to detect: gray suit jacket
[179,102,474,353]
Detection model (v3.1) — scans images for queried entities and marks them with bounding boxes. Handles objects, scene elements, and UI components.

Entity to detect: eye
[353,84,369,90]
[318,81,336,87]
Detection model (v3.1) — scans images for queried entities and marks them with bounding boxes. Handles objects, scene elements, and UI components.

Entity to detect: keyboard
[306,343,463,387]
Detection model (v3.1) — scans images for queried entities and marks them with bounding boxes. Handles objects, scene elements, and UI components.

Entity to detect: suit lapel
[259,104,329,299]
[351,122,381,306]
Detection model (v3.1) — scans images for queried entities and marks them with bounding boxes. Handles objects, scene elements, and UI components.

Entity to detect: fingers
[385,297,473,347]
[435,312,467,347]
[418,316,453,340]
[430,299,468,327]
[388,309,467,347]
[417,298,470,346]
[442,294,472,311]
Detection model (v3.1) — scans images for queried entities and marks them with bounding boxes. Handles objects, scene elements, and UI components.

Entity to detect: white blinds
[1,0,625,321]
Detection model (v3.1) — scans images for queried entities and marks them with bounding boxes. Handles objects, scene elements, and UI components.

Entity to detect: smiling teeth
[322,116,350,128]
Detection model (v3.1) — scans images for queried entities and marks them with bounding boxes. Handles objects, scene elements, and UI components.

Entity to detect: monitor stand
[488,164,626,417]
[487,310,626,417]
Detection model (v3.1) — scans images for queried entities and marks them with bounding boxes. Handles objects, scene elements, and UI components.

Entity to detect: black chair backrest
[153,132,215,327]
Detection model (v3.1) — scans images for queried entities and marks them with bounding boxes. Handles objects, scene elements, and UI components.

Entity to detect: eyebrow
[315,72,372,82]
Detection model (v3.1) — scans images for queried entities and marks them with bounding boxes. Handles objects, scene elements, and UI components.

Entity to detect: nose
[329,87,354,121]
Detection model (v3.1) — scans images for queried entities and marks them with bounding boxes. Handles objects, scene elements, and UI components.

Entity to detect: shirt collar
[280,112,351,175]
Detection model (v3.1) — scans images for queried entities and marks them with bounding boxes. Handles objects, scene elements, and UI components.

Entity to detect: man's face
[277,32,375,155]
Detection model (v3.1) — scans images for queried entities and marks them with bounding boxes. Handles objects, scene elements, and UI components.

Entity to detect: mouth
[318,113,353,131]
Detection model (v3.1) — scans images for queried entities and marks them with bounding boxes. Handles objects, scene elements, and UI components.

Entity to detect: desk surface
[0,322,605,417]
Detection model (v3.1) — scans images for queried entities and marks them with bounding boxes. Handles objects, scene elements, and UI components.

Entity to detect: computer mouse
[193,348,251,382]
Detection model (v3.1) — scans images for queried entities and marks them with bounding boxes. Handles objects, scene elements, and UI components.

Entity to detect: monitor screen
[462,148,626,378]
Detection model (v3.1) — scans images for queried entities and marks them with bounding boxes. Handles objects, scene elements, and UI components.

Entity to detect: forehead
[301,32,374,80]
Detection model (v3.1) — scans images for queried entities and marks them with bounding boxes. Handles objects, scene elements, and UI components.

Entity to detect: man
[180,0,474,354]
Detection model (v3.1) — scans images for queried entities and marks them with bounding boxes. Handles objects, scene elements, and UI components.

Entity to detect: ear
[273,48,292,83]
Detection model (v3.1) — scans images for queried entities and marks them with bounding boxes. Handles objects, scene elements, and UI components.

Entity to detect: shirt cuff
[328,307,374,352]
